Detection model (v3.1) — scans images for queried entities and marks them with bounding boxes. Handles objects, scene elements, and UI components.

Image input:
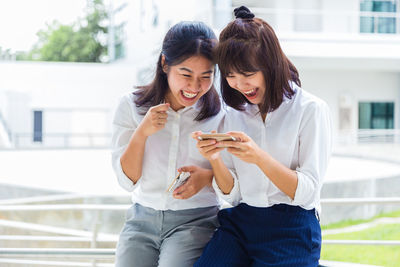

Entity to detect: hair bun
[234,6,255,19]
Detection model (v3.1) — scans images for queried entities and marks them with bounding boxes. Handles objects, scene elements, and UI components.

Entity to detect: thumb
[191,131,203,139]
[178,166,197,173]
[211,130,217,134]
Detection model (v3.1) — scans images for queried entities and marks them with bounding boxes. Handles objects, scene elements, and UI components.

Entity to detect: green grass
[321,224,400,267]
[321,209,400,230]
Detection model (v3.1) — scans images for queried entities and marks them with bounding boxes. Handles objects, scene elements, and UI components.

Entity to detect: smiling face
[225,71,266,105]
[163,55,214,111]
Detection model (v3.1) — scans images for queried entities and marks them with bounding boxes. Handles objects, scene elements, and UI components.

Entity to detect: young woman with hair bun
[194,6,332,267]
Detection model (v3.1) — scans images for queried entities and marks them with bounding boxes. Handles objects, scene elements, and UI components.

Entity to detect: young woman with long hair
[112,21,223,267]
[194,6,332,267]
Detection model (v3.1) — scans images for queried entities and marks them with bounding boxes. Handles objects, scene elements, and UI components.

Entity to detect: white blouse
[112,92,224,211]
[213,86,332,213]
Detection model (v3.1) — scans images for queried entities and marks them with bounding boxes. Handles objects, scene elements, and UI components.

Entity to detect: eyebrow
[179,67,213,74]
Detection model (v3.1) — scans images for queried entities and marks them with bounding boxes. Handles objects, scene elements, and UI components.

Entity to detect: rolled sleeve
[111,95,140,192]
[292,101,332,206]
[212,169,241,206]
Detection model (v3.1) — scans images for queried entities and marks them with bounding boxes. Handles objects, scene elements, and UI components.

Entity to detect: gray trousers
[115,203,219,267]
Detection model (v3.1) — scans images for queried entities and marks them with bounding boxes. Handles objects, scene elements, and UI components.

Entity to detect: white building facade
[0,0,399,148]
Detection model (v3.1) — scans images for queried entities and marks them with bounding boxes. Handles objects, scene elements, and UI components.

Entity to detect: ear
[161,55,168,73]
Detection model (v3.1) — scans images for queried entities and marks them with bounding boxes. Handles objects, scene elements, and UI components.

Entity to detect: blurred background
[0,0,399,266]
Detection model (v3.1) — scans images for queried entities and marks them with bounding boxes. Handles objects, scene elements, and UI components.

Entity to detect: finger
[178,166,196,173]
[203,144,220,153]
[227,147,242,154]
[226,131,247,142]
[174,187,193,199]
[157,118,167,124]
[217,141,242,149]
[173,182,191,198]
[191,131,203,139]
[156,113,168,119]
[154,120,166,126]
[152,103,170,112]
[197,139,217,148]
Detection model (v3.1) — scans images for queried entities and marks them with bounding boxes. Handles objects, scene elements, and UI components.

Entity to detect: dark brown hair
[134,21,220,121]
[216,9,301,113]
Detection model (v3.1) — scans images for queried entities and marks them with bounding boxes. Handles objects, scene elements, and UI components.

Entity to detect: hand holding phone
[166,172,191,193]
[197,133,237,142]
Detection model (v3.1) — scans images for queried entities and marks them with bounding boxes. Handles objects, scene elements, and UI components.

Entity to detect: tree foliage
[28,0,108,62]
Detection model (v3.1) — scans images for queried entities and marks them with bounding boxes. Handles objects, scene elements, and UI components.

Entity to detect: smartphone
[197,133,237,142]
[166,172,191,193]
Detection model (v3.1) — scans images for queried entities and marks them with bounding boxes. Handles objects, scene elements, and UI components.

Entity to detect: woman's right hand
[192,131,225,161]
[137,103,170,137]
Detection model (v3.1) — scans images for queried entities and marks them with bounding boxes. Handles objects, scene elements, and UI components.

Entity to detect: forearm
[256,150,298,199]
[209,156,234,194]
[120,128,147,184]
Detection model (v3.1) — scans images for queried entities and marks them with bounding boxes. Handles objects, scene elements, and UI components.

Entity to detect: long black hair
[216,6,300,113]
[134,21,220,121]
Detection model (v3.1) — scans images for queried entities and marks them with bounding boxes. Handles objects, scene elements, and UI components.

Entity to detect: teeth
[244,89,256,95]
[182,91,198,98]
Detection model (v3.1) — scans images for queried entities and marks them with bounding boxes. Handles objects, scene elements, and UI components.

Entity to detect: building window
[360,0,398,33]
[359,102,394,129]
[33,110,43,142]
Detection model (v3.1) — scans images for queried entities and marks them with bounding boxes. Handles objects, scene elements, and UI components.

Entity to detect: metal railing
[336,129,400,145]
[247,7,400,35]
[0,197,399,266]
[11,132,111,149]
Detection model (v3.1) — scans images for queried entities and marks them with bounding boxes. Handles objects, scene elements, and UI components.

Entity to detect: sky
[0,0,87,52]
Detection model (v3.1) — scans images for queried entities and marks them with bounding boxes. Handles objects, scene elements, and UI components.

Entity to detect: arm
[221,102,331,203]
[292,102,332,205]
[218,132,297,199]
[111,96,169,190]
[120,103,170,183]
[192,131,241,206]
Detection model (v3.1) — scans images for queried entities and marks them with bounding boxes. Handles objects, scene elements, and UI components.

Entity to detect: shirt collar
[164,100,201,115]
[245,86,298,116]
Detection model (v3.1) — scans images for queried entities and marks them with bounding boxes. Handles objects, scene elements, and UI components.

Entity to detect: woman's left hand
[217,131,264,164]
[173,166,213,199]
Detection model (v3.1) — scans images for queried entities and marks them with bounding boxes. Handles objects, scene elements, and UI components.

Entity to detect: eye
[201,76,211,79]
[182,74,191,77]
[243,72,256,77]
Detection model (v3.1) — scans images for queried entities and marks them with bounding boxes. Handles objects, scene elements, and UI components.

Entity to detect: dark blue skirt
[195,203,321,267]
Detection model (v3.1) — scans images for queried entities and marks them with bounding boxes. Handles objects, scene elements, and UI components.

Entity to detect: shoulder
[293,86,329,115]
[114,91,142,119]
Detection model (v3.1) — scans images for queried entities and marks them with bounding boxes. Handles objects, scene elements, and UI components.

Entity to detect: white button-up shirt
[112,92,224,211]
[214,86,332,213]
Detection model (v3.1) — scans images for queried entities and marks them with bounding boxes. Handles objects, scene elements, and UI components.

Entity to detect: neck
[165,91,184,111]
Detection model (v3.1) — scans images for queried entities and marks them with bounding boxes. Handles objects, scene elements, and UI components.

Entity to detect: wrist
[135,125,149,139]
[208,154,222,165]
[255,149,268,166]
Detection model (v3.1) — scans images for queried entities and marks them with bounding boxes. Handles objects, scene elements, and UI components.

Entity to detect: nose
[187,78,201,92]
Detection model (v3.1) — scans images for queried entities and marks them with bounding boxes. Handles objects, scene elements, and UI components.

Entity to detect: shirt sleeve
[212,112,242,206]
[111,94,139,192]
[292,100,332,206]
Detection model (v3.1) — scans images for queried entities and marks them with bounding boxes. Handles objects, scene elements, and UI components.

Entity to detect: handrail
[0,248,115,256]
[0,197,399,211]
[0,193,129,205]
[321,197,400,205]
[323,240,400,246]
[0,258,113,267]
[0,204,130,211]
